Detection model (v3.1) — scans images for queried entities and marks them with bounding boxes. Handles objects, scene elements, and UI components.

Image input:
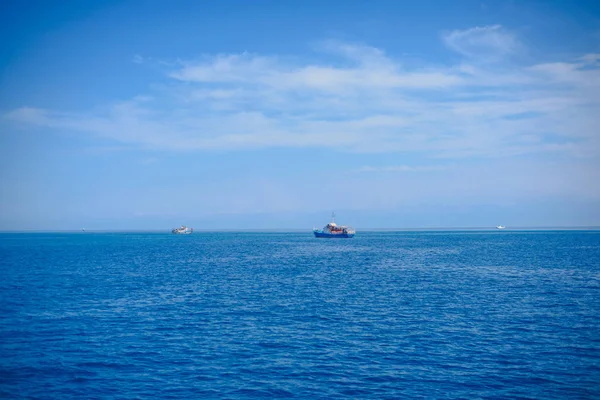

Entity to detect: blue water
[1,231,599,399]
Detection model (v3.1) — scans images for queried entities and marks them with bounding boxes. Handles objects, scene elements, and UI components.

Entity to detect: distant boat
[172,225,193,234]
[496,225,506,230]
[313,213,355,238]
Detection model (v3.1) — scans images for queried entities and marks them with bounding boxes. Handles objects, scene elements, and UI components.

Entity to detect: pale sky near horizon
[1,0,599,230]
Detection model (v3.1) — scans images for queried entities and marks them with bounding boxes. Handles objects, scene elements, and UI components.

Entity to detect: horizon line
[2,226,600,233]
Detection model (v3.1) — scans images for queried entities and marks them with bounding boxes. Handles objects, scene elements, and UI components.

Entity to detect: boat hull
[313,231,355,238]
[172,228,193,234]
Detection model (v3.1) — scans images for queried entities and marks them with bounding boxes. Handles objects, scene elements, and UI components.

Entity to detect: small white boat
[313,213,355,238]
[172,225,193,234]
[496,225,506,230]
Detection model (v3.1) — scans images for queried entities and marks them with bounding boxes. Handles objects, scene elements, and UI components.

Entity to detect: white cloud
[442,25,521,61]
[170,45,462,92]
[4,33,600,159]
[579,53,600,65]
[5,107,52,124]
[529,60,600,89]
[132,54,145,64]
[170,52,276,83]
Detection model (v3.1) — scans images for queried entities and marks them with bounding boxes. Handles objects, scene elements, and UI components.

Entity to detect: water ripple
[1,231,599,398]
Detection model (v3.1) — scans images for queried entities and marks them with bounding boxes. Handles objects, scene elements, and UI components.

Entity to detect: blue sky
[1,0,599,230]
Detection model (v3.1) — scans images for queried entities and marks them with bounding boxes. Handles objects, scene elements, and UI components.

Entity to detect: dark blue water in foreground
[1,231,599,399]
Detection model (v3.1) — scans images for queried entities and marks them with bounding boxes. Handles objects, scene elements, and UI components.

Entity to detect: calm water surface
[1,231,599,398]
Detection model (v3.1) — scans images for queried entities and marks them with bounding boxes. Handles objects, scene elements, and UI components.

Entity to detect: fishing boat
[172,225,193,234]
[313,213,355,238]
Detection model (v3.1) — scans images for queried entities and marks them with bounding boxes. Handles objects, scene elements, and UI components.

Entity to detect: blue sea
[1,231,599,399]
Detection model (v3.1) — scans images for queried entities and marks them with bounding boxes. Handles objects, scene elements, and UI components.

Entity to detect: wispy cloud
[170,45,461,91]
[132,54,145,64]
[5,29,600,159]
[442,24,521,61]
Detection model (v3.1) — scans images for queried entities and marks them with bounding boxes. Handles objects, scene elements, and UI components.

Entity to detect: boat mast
[331,212,336,224]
